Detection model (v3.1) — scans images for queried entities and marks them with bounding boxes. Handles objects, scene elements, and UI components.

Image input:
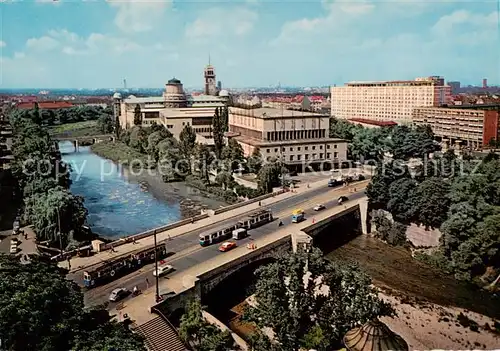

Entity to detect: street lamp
[154,230,160,302]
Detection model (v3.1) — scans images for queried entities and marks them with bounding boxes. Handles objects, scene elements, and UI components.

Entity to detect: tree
[195,143,215,182]
[257,159,283,193]
[133,104,142,126]
[245,248,394,350]
[215,171,235,190]
[0,254,146,351]
[366,161,411,209]
[97,114,113,134]
[212,107,225,159]
[412,177,451,229]
[24,187,88,246]
[129,126,148,153]
[329,118,362,140]
[179,125,197,173]
[387,178,417,224]
[247,147,263,174]
[179,299,234,351]
[222,138,244,172]
[146,131,166,161]
[389,125,439,161]
[371,211,408,246]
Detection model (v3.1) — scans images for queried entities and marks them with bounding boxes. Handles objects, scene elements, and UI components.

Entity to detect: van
[232,228,247,240]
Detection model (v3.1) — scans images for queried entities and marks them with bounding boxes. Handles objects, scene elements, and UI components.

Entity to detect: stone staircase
[134,315,188,351]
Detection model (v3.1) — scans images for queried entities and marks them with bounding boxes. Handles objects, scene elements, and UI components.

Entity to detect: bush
[185,175,238,203]
[90,141,152,168]
[414,251,454,275]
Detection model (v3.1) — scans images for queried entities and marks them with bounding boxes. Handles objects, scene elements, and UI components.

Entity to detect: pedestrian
[258,201,261,206]
[191,217,194,224]
[132,237,137,244]
[146,278,149,288]
[167,234,171,241]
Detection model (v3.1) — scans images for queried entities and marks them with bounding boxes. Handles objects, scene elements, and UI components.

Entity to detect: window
[290,155,294,161]
[305,154,309,160]
[334,144,338,149]
[266,148,270,153]
[334,152,338,158]
[319,153,323,159]
[319,145,323,149]
[312,154,316,159]
[305,146,308,151]
[297,155,302,160]
[297,147,301,151]
[167,124,173,128]
[290,147,293,151]
[327,153,331,158]
[274,148,278,152]
[312,146,316,150]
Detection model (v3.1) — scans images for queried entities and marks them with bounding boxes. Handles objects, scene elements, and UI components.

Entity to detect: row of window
[266,144,338,153]
[269,152,339,162]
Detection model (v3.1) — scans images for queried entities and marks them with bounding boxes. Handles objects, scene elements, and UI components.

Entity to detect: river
[59,141,227,239]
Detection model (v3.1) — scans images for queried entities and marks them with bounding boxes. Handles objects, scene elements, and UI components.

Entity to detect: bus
[199,209,273,246]
[82,243,170,288]
[291,209,305,223]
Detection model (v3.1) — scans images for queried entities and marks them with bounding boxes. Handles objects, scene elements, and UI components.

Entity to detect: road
[84,187,366,308]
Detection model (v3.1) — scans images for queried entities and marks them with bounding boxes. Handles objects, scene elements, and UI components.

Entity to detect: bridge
[107,195,368,339]
[53,134,115,151]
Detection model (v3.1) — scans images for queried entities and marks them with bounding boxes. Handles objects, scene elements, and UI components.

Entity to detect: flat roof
[230,107,327,118]
[349,118,398,126]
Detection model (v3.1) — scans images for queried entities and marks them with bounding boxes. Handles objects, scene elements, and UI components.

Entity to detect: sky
[0,0,499,89]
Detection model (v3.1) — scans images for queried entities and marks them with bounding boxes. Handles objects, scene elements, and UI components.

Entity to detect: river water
[59,141,225,239]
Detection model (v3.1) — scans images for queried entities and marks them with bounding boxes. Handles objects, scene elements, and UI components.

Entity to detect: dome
[113,92,122,99]
[343,320,409,351]
[127,95,137,99]
[219,89,229,97]
[168,78,181,84]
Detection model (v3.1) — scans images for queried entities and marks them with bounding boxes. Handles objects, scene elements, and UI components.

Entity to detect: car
[10,245,18,254]
[108,287,128,302]
[219,241,237,252]
[152,264,174,277]
[338,196,349,205]
[313,204,325,211]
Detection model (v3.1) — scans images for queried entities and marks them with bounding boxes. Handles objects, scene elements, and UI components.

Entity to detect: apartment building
[412,105,500,149]
[330,76,452,123]
[227,107,347,171]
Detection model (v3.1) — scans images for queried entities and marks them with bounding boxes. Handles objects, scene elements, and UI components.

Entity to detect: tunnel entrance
[312,210,362,253]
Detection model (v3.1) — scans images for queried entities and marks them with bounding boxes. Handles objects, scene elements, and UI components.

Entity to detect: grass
[90,141,151,168]
[50,120,98,134]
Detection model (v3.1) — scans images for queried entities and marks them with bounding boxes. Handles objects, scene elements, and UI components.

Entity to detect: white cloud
[26,36,59,51]
[432,10,498,36]
[185,7,258,39]
[0,41,6,48]
[107,0,172,33]
[14,52,25,59]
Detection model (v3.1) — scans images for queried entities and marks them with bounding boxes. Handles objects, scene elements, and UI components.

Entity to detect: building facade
[330,76,452,123]
[227,107,347,170]
[412,105,500,149]
[115,74,229,143]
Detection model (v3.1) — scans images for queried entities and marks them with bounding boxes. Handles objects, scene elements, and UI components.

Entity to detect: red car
[219,242,237,252]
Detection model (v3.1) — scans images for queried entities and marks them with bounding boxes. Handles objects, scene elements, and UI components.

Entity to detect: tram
[198,209,273,246]
[82,243,170,288]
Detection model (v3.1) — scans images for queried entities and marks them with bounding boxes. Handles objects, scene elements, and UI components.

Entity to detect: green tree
[0,254,146,351]
[215,171,235,190]
[222,138,244,172]
[195,143,215,182]
[133,104,142,126]
[129,126,148,153]
[212,107,225,159]
[412,177,451,229]
[247,147,263,174]
[179,299,234,351]
[157,138,183,181]
[366,161,411,209]
[387,178,417,224]
[146,131,166,161]
[97,114,113,134]
[24,187,88,246]
[179,125,197,173]
[245,248,394,350]
[389,125,439,160]
[257,159,283,193]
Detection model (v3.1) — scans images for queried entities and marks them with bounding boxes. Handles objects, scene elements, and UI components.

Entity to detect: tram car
[83,243,170,288]
[198,209,273,246]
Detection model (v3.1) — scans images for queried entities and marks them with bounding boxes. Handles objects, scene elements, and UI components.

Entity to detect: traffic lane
[86,192,366,307]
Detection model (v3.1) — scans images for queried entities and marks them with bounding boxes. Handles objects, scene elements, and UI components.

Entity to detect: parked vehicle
[10,244,18,254]
[109,287,129,302]
[292,209,305,223]
[338,196,349,205]
[219,242,237,252]
[152,264,174,277]
[199,209,272,246]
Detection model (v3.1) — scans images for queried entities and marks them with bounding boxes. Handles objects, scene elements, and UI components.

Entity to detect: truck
[291,209,305,223]
[232,228,247,240]
[328,176,343,187]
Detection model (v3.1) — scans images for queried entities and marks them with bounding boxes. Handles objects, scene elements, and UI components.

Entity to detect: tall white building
[330,76,452,123]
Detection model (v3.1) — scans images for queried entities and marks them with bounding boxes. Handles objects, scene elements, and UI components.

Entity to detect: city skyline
[0,0,499,89]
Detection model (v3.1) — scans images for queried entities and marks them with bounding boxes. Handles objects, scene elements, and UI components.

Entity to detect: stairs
[134,316,188,351]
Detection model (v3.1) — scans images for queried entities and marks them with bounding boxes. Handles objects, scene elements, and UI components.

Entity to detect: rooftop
[349,118,398,127]
[233,135,346,147]
[230,107,326,118]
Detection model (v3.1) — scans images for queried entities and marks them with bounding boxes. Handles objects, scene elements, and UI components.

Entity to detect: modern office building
[227,107,348,171]
[330,76,452,123]
[412,105,500,149]
[447,81,461,95]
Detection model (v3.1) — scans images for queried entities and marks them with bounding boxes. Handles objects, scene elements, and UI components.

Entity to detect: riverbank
[90,141,149,167]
